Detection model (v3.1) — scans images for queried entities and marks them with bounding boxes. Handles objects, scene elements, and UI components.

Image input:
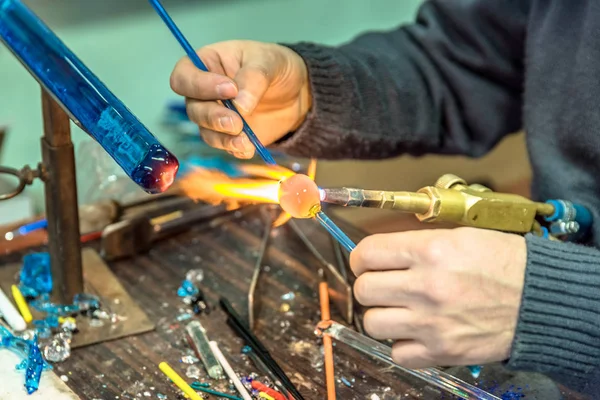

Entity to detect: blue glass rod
[0,0,179,194]
[148,0,277,166]
[314,210,356,252]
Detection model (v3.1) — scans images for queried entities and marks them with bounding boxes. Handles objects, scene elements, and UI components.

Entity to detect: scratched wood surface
[0,206,589,400]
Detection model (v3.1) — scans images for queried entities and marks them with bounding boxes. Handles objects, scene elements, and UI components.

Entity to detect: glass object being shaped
[278,174,321,218]
[279,174,356,252]
[0,0,179,194]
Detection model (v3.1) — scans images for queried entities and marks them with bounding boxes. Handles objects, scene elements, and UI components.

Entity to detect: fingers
[186,98,257,156]
[391,340,433,369]
[185,98,243,135]
[171,57,238,101]
[199,129,255,158]
[350,229,455,277]
[350,233,415,277]
[354,270,418,307]
[363,308,417,340]
[171,50,277,116]
[232,62,274,114]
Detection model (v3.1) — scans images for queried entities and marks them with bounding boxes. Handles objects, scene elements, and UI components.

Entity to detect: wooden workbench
[0,208,588,400]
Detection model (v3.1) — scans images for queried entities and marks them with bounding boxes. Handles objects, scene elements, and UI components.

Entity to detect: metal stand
[41,90,84,304]
[0,88,154,348]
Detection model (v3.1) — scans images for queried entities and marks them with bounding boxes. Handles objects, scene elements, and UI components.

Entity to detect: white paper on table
[0,350,79,400]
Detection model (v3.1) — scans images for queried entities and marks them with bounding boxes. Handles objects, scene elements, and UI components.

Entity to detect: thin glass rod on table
[315,321,500,400]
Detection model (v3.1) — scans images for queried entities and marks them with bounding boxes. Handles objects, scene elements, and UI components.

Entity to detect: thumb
[232,61,275,115]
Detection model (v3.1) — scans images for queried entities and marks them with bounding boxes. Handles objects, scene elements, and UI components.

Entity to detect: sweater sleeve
[507,235,600,394]
[274,0,529,159]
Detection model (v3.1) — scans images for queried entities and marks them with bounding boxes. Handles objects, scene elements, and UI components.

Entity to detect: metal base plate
[0,248,155,348]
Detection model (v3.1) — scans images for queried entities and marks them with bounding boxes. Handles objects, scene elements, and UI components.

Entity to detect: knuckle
[353,276,371,306]
[198,46,219,63]
[170,57,191,93]
[252,64,271,82]
[430,341,451,359]
[207,107,224,130]
[428,333,455,359]
[184,100,195,118]
[422,234,453,265]
[169,72,178,92]
[199,129,223,149]
[423,276,447,304]
[170,69,183,93]
[415,315,433,332]
[351,235,380,272]
[362,310,380,337]
[185,102,202,125]
[391,347,413,367]
[198,129,213,145]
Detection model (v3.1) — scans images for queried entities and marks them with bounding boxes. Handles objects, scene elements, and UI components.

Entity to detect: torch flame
[179,159,317,227]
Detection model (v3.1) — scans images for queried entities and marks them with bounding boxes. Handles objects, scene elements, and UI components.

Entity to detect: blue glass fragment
[0,326,51,394]
[30,299,80,317]
[241,376,253,385]
[19,253,53,297]
[177,280,199,298]
[73,293,101,311]
[467,365,482,379]
[500,385,526,400]
[25,336,44,394]
[241,346,252,354]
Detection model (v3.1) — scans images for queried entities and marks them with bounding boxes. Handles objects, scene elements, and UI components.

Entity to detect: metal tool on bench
[320,173,593,241]
[247,207,274,331]
[101,202,232,261]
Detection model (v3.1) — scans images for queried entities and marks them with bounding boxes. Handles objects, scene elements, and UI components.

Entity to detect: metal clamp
[248,206,275,331]
[0,163,45,201]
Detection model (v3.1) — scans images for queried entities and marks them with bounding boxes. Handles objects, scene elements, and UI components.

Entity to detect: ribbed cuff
[272,42,353,158]
[507,234,600,392]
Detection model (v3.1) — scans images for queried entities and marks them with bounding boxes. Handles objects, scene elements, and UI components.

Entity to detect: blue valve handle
[148,0,277,166]
[0,0,179,194]
[544,199,593,240]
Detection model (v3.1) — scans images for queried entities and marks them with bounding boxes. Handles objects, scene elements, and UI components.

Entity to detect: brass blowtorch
[319,174,591,239]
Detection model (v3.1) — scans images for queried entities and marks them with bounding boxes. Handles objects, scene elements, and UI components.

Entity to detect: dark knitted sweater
[276,0,600,396]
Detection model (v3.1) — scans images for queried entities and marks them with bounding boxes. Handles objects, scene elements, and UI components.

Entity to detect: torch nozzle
[319,187,431,214]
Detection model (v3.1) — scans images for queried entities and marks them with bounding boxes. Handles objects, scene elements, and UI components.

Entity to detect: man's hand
[170,40,311,159]
[350,227,526,369]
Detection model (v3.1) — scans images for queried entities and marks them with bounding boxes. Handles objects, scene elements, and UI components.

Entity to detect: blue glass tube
[148,0,277,166]
[314,210,356,252]
[0,0,179,194]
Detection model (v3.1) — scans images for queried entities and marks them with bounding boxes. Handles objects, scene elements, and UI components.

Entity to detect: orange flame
[179,159,318,227]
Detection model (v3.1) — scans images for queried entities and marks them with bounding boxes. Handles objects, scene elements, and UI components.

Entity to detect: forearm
[275,0,528,160]
[508,235,600,394]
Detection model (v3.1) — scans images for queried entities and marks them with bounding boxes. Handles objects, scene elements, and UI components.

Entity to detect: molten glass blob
[278,174,321,218]
[130,145,179,194]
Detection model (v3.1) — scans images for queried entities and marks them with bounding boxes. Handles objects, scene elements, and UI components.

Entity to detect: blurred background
[0,0,530,231]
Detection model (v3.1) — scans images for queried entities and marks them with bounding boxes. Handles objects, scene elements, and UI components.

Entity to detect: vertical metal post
[41,88,83,303]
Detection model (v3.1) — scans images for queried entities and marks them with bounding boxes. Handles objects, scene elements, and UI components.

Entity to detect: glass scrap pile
[13,252,121,366]
[177,269,209,315]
